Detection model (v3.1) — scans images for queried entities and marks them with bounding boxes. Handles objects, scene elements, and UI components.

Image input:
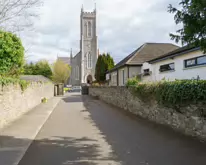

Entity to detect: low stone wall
[0,82,54,129]
[89,87,206,140]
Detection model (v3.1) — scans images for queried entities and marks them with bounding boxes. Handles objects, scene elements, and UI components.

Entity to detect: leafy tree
[52,59,71,84]
[95,53,115,82]
[24,60,52,79]
[168,0,206,52]
[0,30,24,76]
[35,60,52,78]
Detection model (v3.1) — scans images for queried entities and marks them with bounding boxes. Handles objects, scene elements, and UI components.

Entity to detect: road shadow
[62,95,82,103]
[81,95,206,165]
[0,135,118,165]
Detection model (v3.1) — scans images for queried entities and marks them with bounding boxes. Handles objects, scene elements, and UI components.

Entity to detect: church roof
[109,43,179,72]
[57,57,70,65]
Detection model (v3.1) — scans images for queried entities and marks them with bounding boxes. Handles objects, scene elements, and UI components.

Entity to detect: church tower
[80,6,98,84]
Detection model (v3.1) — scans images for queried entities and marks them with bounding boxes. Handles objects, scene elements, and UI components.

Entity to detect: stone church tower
[70,6,98,85]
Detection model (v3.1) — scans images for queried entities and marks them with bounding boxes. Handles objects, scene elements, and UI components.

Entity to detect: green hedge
[0,77,29,91]
[130,80,206,106]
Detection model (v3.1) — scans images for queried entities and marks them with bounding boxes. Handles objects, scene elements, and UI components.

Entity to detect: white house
[107,43,179,86]
[141,46,206,82]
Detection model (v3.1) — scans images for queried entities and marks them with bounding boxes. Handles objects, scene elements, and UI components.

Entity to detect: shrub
[92,82,100,87]
[0,30,24,76]
[134,79,206,106]
[126,77,140,87]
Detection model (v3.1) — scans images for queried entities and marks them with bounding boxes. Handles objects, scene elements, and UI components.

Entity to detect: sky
[19,0,181,64]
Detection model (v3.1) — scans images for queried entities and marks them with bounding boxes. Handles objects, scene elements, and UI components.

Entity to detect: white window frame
[87,53,92,69]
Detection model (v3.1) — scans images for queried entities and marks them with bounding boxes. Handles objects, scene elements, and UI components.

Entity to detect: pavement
[0,96,61,165]
[1,93,206,165]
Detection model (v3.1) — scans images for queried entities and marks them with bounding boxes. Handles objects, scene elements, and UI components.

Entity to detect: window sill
[159,70,175,74]
[183,64,206,70]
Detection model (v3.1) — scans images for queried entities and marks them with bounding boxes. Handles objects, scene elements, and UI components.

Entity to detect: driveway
[19,93,206,165]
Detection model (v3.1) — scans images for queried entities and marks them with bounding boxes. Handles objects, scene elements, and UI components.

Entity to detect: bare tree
[0,0,42,32]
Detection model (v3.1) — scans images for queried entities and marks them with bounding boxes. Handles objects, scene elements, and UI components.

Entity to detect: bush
[126,77,140,87]
[0,30,24,76]
[134,79,206,106]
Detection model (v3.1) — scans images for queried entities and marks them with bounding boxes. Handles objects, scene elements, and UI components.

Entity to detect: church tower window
[88,21,92,37]
[87,53,92,69]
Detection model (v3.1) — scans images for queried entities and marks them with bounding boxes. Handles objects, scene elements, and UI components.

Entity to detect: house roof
[109,43,179,72]
[57,57,70,65]
[149,45,201,64]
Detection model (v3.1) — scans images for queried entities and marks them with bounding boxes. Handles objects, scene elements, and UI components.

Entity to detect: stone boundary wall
[89,87,206,140]
[0,82,54,129]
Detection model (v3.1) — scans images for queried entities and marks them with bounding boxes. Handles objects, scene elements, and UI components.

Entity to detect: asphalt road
[19,93,206,165]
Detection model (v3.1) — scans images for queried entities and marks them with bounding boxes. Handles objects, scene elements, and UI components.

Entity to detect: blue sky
[19,0,181,64]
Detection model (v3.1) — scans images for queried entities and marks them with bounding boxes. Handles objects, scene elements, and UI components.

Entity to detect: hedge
[129,80,206,106]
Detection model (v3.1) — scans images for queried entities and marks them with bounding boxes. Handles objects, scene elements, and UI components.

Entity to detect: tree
[0,30,24,76]
[168,0,206,52]
[0,0,42,32]
[95,53,115,82]
[52,60,71,84]
[24,60,52,79]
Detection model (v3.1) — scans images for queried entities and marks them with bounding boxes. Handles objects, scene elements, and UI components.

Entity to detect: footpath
[0,97,61,165]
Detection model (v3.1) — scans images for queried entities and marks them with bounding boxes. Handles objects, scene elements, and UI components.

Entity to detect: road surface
[19,93,206,165]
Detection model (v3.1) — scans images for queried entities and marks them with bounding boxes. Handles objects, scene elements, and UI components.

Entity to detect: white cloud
[19,0,181,63]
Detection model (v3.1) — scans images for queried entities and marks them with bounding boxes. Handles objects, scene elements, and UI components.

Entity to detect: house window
[87,53,92,69]
[88,21,92,37]
[159,63,175,72]
[185,55,206,68]
[143,69,150,76]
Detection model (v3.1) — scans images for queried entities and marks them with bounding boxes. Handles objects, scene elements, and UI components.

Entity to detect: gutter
[149,47,200,64]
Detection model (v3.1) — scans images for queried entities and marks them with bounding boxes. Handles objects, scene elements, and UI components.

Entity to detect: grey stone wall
[0,82,54,129]
[89,87,206,140]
